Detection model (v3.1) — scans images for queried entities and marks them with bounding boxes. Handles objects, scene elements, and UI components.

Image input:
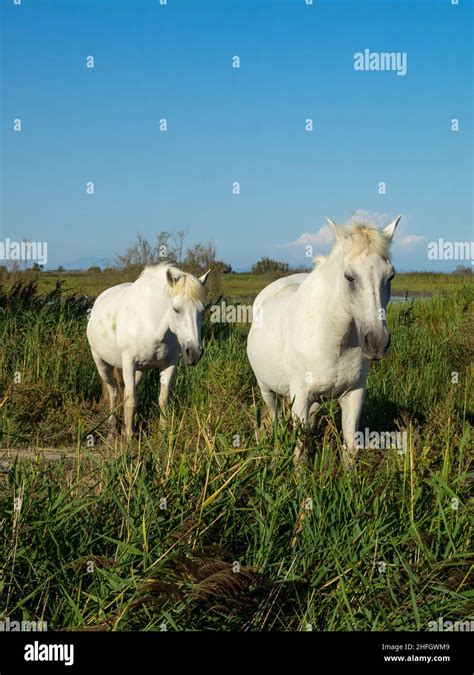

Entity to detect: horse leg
[308,401,321,432]
[254,380,277,441]
[91,350,119,439]
[158,363,177,428]
[290,385,310,468]
[122,357,137,439]
[339,387,365,469]
[256,378,277,426]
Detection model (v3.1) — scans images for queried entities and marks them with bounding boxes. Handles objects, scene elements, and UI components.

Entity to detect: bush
[251,257,289,274]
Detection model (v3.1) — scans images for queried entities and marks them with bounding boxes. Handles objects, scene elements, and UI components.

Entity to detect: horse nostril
[364,334,370,348]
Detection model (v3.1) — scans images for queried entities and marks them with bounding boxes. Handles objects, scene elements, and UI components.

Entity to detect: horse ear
[326,216,343,238]
[384,215,401,241]
[199,269,211,285]
[166,268,176,287]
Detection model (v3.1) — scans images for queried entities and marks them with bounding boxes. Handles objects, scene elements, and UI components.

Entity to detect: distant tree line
[113,229,231,302]
[114,229,232,277]
[250,257,290,274]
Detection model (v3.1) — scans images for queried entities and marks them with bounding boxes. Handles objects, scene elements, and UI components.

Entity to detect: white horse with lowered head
[87,263,210,438]
[247,215,400,467]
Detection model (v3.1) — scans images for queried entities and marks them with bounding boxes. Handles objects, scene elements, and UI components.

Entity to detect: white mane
[140,263,206,305]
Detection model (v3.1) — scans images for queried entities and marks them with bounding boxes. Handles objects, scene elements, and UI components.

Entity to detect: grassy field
[2,267,470,301]
[0,273,472,631]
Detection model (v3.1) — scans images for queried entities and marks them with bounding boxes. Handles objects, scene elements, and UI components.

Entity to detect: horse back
[253,273,308,311]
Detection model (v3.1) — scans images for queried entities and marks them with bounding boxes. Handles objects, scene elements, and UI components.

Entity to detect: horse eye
[173,307,180,314]
[344,274,355,283]
[387,272,395,282]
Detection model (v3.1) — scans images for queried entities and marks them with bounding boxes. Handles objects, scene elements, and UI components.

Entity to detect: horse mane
[140,263,206,305]
[171,269,206,305]
[345,223,391,260]
[314,223,391,266]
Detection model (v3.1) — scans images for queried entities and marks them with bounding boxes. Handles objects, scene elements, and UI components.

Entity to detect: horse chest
[133,339,176,367]
[333,355,367,394]
[302,349,367,399]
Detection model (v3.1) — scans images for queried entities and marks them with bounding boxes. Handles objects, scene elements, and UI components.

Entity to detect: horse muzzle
[361,330,391,361]
[182,344,203,366]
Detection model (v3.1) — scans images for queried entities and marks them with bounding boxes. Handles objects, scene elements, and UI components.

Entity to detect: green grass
[2,268,469,301]
[0,279,472,631]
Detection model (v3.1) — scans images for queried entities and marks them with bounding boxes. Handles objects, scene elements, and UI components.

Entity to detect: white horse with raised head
[247,216,400,467]
[87,263,210,438]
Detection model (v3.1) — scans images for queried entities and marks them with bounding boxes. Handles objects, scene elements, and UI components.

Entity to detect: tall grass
[0,280,472,631]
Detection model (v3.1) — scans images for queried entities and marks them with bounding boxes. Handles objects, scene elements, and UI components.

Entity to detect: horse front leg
[339,387,366,469]
[158,362,177,428]
[91,351,119,440]
[122,358,137,439]
[290,384,311,468]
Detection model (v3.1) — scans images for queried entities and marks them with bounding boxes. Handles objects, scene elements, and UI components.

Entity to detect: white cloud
[395,234,425,251]
[286,224,333,248]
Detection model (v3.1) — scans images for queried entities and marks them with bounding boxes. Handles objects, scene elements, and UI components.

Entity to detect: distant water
[229,292,431,305]
[390,292,431,303]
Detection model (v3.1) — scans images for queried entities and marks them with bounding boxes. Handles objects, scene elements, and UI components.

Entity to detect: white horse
[87,263,210,438]
[247,216,400,467]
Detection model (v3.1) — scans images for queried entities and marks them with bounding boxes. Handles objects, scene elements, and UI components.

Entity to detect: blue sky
[1,0,472,271]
